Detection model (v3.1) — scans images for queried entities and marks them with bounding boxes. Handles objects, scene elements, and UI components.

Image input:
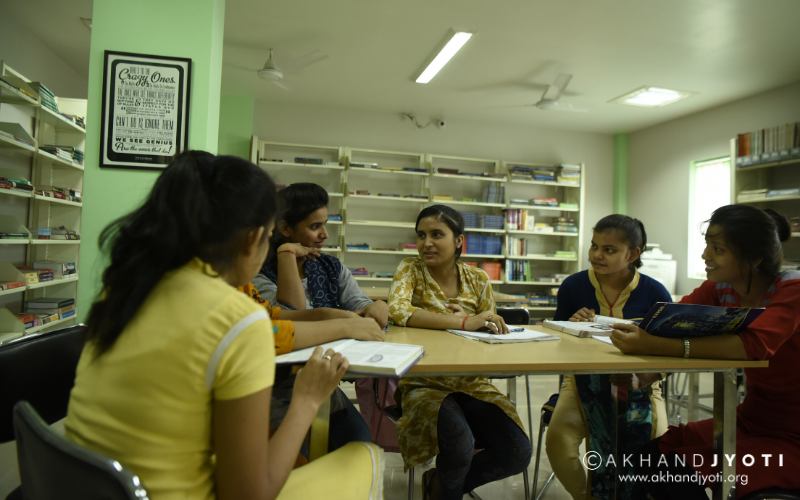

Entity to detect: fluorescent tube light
[415,32,473,84]
[609,86,696,107]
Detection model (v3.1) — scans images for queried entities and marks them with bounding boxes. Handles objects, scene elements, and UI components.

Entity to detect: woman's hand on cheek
[609,323,655,355]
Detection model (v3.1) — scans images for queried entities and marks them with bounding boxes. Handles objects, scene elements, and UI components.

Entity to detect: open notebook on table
[446,328,560,344]
[275,339,424,376]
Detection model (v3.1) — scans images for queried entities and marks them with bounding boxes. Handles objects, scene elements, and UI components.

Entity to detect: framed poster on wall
[100,51,191,169]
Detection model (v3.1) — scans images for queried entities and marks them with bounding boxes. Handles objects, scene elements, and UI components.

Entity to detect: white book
[275,339,424,376]
[446,328,560,344]
[543,317,636,338]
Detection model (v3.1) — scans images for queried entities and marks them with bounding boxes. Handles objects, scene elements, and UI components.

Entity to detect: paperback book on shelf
[638,302,765,339]
[275,339,424,376]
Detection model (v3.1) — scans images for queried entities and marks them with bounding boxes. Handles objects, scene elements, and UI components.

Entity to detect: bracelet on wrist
[461,315,469,330]
[277,249,297,257]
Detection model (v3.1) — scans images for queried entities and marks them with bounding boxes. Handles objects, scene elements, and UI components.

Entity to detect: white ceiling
[10,0,800,134]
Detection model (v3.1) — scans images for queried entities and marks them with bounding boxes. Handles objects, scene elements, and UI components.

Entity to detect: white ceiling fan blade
[272,79,292,91]
[537,100,588,112]
[281,51,329,74]
[541,73,572,101]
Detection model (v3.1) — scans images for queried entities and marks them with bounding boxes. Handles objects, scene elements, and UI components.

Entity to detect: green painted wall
[77,0,225,321]
[218,94,255,159]
[613,133,629,214]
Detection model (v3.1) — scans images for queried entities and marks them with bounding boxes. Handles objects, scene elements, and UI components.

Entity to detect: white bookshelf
[0,60,84,333]
[251,137,586,320]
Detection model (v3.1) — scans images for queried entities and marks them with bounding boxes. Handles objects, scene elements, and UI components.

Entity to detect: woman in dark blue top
[546,215,672,500]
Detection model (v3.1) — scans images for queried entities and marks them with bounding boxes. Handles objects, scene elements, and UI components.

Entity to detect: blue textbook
[638,302,765,339]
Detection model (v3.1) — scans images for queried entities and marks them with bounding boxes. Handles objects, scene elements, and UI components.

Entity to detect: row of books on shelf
[0,76,86,129]
[350,162,428,173]
[350,269,395,279]
[348,190,428,200]
[0,176,82,201]
[505,289,560,308]
[1,227,80,240]
[735,122,800,167]
[463,234,503,255]
[39,146,84,165]
[0,261,78,289]
[433,167,507,180]
[10,298,77,330]
[461,213,504,230]
[504,257,573,283]
[345,243,419,252]
[509,164,581,186]
[737,187,800,202]
[504,211,577,233]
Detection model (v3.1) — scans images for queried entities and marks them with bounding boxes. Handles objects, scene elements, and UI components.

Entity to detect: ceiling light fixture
[609,86,695,107]
[415,31,473,84]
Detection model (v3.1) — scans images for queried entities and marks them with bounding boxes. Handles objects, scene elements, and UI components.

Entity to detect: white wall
[629,81,800,295]
[0,13,88,98]
[253,102,615,271]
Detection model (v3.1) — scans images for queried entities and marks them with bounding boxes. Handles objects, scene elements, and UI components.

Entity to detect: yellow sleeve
[388,259,421,326]
[213,317,275,401]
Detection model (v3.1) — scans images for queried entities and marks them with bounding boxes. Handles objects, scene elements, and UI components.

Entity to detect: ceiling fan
[530,74,588,112]
[246,49,328,91]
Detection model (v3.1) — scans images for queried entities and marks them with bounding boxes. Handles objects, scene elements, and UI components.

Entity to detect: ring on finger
[322,355,333,361]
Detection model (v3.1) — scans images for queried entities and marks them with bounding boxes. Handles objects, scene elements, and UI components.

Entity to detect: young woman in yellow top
[388,205,531,500]
[64,152,383,500]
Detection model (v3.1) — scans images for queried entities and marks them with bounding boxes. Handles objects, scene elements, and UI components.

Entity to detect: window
[688,157,731,279]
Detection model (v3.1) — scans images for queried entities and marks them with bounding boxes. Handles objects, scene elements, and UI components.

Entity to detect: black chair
[14,400,149,500]
[0,324,87,499]
[531,394,559,500]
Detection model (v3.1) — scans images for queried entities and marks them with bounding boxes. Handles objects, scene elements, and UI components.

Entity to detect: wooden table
[360,286,523,303]
[312,325,767,500]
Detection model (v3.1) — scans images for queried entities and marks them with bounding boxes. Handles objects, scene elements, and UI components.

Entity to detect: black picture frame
[100,51,191,170]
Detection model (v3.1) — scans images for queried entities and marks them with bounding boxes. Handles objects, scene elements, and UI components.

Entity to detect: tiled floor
[0,374,716,499]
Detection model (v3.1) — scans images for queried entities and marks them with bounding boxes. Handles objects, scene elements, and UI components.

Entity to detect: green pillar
[77,0,225,321]
[218,94,255,159]
[613,133,629,215]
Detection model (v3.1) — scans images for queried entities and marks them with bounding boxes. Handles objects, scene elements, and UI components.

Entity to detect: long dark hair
[593,214,647,269]
[86,151,278,356]
[267,182,329,262]
[706,205,790,292]
[415,205,465,265]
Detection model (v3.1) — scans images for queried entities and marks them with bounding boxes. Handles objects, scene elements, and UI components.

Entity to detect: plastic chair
[531,393,559,500]
[14,400,149,500]
[0,325,86,500]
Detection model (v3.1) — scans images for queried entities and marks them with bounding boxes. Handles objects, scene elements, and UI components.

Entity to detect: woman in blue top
[545,214,672,500]
[254,183,389,453]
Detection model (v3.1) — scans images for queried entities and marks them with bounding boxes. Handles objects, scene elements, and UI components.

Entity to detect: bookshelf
[252,137,586,322]
[0,60,84,339]
[731,128,800,269]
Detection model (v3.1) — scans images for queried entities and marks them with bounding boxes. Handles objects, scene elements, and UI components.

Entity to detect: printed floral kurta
[388,258,525,470]
[238,282,295,355]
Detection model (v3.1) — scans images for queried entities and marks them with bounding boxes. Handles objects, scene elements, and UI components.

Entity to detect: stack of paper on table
[446,328,560,344]
[275,339,424,376]
[544,316,636,338]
